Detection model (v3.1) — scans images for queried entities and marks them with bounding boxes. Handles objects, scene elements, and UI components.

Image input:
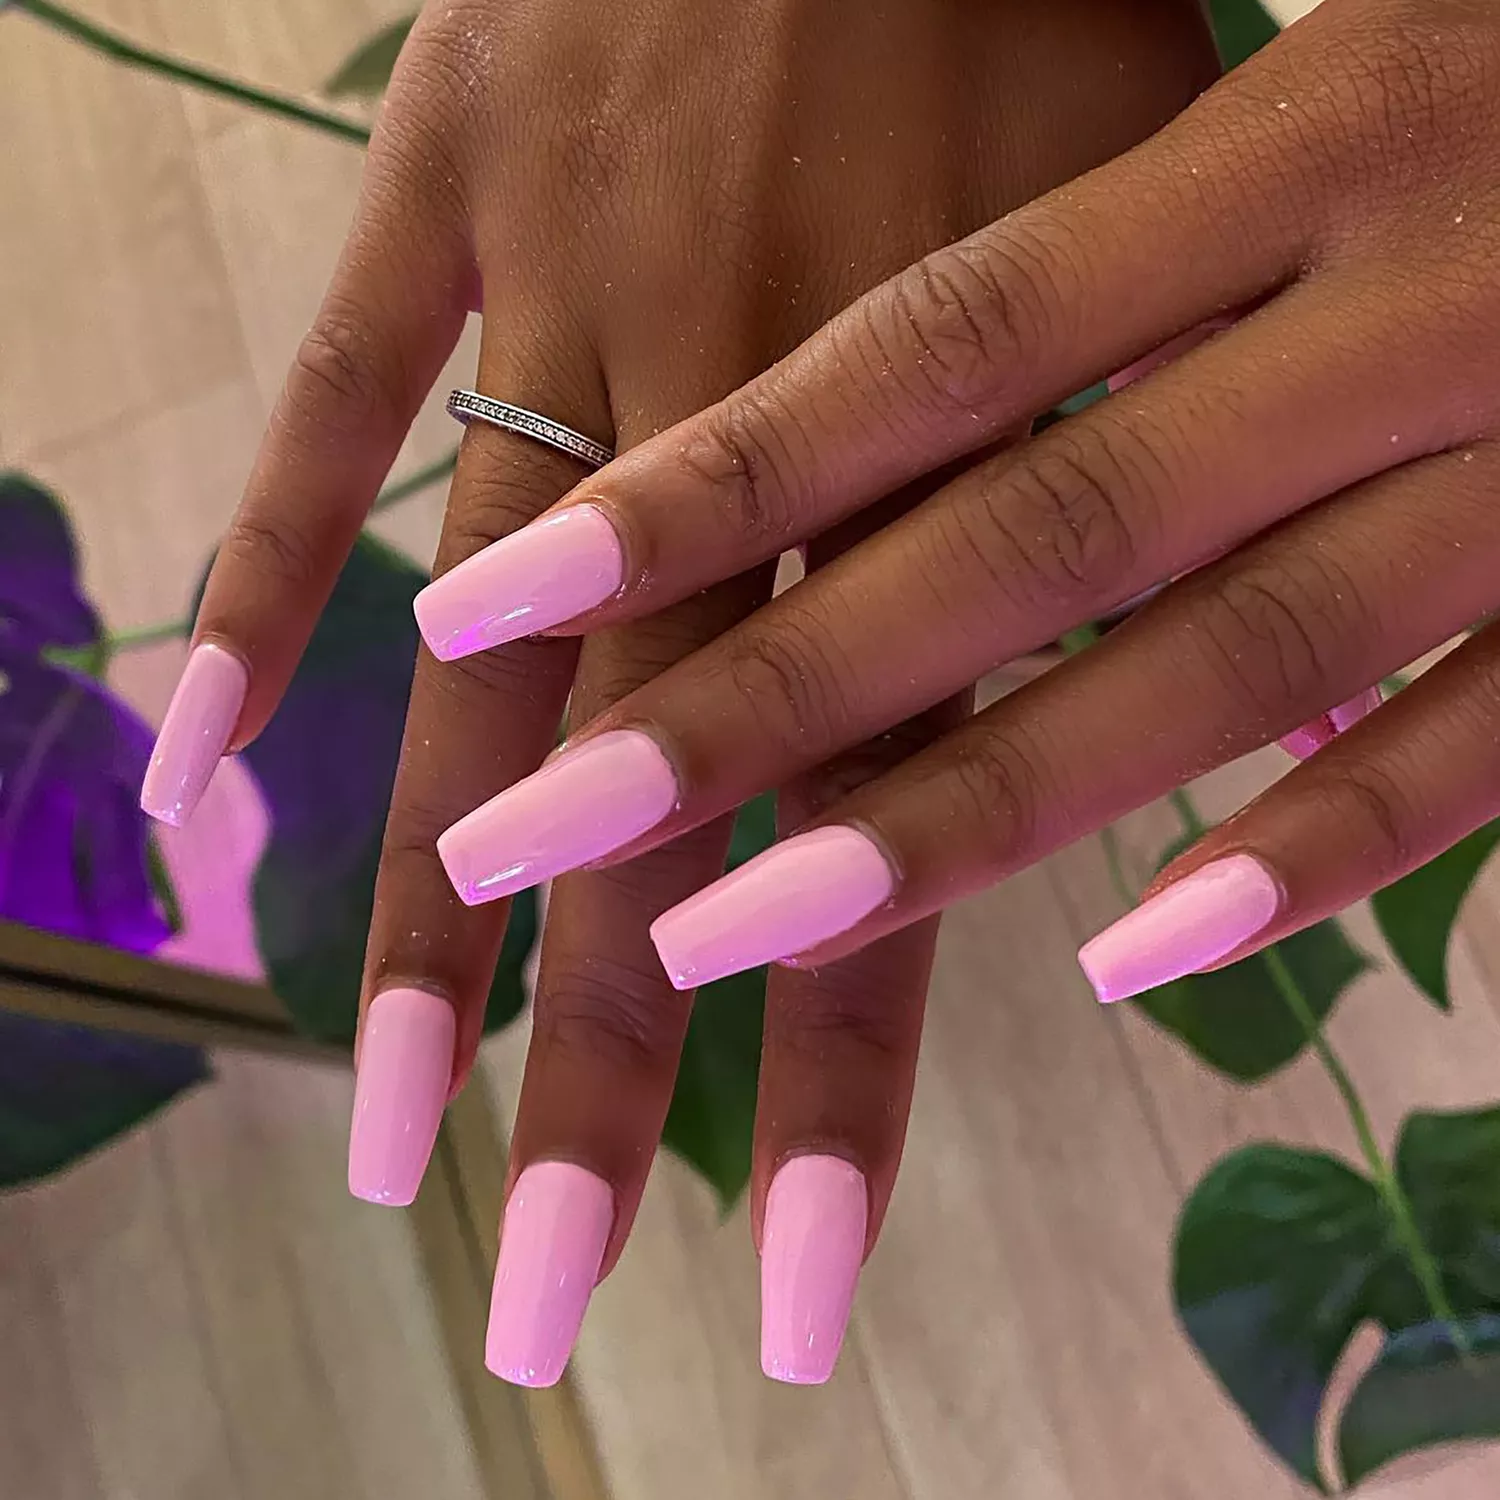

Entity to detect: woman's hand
[426,1,1500,1012]
[140,0,1219,1383]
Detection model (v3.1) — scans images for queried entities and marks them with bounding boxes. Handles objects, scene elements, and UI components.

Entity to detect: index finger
[410,41,1321,658]
[141,118,470,826]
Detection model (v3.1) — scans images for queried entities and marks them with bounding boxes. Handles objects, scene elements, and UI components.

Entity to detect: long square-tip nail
[415,505,623,661]
[486,1162,613,1387]
[348,988,456,1206]
[761,1155,867,1384]
[650,825,893,990]
[140,643,248,827]
[438,729,677,905]
[1078,852,1280,1003]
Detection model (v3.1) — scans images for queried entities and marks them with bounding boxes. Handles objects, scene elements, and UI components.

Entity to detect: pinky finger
[1079,624,1500,1003]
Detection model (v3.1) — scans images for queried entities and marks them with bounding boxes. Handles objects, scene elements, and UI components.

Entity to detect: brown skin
[499,0,1500,994]
[190,0,1219,1271]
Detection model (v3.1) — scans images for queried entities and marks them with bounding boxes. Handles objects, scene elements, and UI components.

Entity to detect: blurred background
[4,0,1500,1496]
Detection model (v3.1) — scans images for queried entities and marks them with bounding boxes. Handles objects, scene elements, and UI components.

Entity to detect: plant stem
[1098,823,1137,908]
[13,0,371,144]
[45,451,455,666]
[1164,788,1467,1343]
[370,448,458,513]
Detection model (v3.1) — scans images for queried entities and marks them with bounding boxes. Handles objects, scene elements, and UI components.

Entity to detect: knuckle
[952,425,1144,611]
[1194,568,1331,718]
[1317,760,1415,878]
[534,954,684,1073]
[939,728,1043,872]
[775,980,908,1068]
[682,392,807,552]
[219,511,322,595]
[879,230,1051,412]
[723,610,850,760]
[282,303,404,439]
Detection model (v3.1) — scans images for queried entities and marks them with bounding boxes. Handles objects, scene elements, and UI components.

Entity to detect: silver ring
[446,390,614,471]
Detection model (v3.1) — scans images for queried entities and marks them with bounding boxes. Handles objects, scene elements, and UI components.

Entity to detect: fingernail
[1329,685,1382,734]
[438,730,677,904]
[761,1155,867,1385]
[1280,686,1382,760]
[650,825,893,990]
[414,504,624,661]
[348,988,456,1206]
[486,1162,613,1387]
[140,643,248,827]
[1078,852,1281,1003]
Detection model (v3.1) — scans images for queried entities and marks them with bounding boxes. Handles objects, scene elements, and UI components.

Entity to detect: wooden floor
[3,0,1498,1495]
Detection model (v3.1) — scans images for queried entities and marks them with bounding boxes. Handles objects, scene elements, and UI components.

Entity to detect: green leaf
[325,15,415,98]
[662,962,765,1209]
[1207,0,1280,70]
[144,827,183,938]
[1372,821,1500,1011]
[1173,1144,1419,1489]
[1338,1317,1500,1487]
[1396,1106,1500,1317]
[241,533,535,1044]
[1136,921,1370,1083]
[660,795,776,1206]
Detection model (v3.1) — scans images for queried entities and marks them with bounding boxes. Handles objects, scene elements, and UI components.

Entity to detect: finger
[479,310,788,1380]
[1079,620,1500,1002]
[346,312,609,1206]
[435,272,1485,902]
[406,54,1332,654]
[646,439,1500,985]
[751,679,965,1384]
[142,139,471,826]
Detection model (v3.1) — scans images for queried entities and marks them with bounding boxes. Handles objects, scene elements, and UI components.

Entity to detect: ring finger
[346,299,609,1204]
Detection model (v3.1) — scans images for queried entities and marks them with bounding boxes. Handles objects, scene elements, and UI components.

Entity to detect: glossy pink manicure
[348,988,455,1206]
[1078,853,1281,1003]
[1279,686,1382,760]
[651,825,893,990]
[414,504,624,661]
[140,643,248,827]
[761,1155,867,1384]
[486,1162,613,1387]
[438,730,678,905]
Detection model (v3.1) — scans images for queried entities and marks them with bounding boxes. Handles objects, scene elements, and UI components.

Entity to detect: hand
[422,2,1500,1025]
[139,0,1219,1382]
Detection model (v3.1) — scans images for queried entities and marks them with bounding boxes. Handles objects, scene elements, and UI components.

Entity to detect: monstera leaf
[1372,821,1500,1011]
[239,533,536,1044]
[0,473,203,1188]
[1177,1109,1500,1489]
[1134,835,1371,1083]
[660,793,775,1207]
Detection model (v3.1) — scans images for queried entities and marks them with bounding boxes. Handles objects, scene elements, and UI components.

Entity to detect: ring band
[446,390,614,471]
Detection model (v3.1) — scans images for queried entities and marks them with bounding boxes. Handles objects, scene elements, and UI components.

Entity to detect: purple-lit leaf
[0,472,100,654]
[1,473,165,948]
[0,1012,207,1190]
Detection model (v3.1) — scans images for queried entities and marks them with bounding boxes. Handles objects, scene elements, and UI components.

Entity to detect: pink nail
[348,988,456,1206]
[1078,853,1281,1003]
[438,730,678,905]
[414,504,623,661]
[761,1155,867,1385]
[486,1162,613,1387]
[1279,686,1382,760]
[650,825,893,990]
[140,643,248,827]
